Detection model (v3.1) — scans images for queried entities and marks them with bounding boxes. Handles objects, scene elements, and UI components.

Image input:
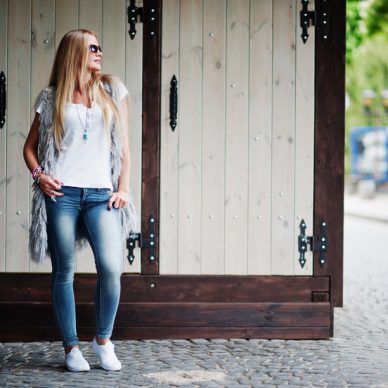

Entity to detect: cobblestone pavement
[1,215,388,387]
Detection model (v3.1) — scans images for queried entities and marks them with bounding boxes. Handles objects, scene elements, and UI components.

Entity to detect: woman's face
[86,34,102,73]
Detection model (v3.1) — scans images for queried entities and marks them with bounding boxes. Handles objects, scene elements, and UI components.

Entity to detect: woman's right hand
[38,174,64,197]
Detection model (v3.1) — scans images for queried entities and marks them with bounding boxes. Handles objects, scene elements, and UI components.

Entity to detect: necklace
[75,104,91,140]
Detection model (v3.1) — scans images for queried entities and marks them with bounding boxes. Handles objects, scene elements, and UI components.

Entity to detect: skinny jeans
[45,186,123,347]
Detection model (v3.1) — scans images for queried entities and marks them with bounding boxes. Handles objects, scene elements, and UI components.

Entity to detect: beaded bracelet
[32,165,44,182]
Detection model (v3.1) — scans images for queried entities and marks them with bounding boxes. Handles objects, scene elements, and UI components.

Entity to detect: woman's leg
[80,189,123,340]
[45,187,81,348]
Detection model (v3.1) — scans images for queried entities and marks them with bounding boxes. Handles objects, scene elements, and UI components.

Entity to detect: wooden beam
[314,0,345,307]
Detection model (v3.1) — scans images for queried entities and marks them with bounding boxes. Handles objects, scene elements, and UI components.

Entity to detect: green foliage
[346,1,364,65]
[365,0,388,37]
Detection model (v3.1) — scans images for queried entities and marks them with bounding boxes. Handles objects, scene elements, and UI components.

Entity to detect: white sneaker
[92,338,122,371]
[65,347,90,372]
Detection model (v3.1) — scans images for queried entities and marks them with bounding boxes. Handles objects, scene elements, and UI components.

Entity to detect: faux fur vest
[29,81,138,264]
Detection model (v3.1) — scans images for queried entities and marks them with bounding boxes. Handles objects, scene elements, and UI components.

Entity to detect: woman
[23,29,137,372]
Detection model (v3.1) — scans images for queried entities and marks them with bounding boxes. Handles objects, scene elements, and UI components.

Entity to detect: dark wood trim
[140,0,162,274]
[0,326,331,342]
[0,274,332,341]
[0,302,331,327]
[313,0,345,306]
[0,274,329,303]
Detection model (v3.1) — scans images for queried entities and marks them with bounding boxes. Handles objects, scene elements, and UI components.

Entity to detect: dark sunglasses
[89,44,102,53]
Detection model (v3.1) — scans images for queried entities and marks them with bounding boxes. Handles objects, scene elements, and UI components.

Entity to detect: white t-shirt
[36,80,128,190]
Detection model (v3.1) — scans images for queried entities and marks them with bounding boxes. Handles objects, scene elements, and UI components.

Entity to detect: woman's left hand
[108,190,129,210]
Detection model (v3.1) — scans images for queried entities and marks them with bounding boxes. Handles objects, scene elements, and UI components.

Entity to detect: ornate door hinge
[126,214,156,265]
[0,71,6,129]
[300,0,329,44]
[298,219,328,268]
[127,0,158,40]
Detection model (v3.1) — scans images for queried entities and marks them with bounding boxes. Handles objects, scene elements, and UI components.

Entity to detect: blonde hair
[49,29,122,149]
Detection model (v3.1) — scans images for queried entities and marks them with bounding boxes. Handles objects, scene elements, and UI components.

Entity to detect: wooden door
[0,0,142,274]
[160,0,314,276]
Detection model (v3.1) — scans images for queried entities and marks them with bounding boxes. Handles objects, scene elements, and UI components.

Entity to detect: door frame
[140,0,344,304]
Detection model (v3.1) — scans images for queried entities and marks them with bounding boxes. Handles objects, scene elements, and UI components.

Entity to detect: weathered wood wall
[0,0,142,273]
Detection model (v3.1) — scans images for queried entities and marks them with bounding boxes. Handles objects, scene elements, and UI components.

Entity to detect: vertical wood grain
[177,0,203,274]
[201,0,226,274]
[55,0,78,48]
[224,0,249,274]
[294,0,314,275]
[29,0,55,273]
[6,0,31,271]
[271,0,296,275]
[0,0,7,271]
[102,0,125,80]
[79,0,102,37]
[248,0,272,274]
[123,0,143,273]
[160,0,180,274]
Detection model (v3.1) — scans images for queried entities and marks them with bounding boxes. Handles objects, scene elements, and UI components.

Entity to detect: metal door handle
[169,75,178,131]
[0,71,5,129]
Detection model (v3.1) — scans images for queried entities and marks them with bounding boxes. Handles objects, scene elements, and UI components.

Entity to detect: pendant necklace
[75,104,91,140]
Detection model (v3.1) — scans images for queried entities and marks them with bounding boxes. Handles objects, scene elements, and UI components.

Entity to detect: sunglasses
[89,44,102,53]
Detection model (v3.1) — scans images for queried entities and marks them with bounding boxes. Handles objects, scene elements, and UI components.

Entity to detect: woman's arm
[23,113,63,197]
[108,96,131,210]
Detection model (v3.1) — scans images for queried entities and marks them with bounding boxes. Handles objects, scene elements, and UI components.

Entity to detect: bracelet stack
[32,165,44,183]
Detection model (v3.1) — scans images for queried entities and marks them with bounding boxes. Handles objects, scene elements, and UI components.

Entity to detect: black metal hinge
[127,0,157,40]
[0,71,6,129]
[126,214,156,265]
[298,219,328,268]
[300,0,329,44]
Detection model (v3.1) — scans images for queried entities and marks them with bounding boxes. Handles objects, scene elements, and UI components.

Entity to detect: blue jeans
[45,186,123,347]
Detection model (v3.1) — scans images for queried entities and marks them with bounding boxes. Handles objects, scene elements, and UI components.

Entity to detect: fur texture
[29,81,138,264]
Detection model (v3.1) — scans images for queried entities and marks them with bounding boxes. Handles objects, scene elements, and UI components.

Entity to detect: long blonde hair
[49,29,122,149]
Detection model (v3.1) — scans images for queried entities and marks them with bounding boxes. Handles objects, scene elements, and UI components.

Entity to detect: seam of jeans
[81,218,104,336]
[50,232,78,347]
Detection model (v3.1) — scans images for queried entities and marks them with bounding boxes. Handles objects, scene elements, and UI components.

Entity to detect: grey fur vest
[29,82,138,264]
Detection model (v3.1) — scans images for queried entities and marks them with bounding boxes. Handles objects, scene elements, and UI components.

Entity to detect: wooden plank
[141,0,162,274]
[248,0,273,274]
[111,325,331,340]
[294,0,314,275]
[79,0,102,37]
[0,273,329,303]
[201,0,226,274]
[224,0,249,274]
[0,301,331,327]
[6,0,31,272]
[123,0,143,274]
[102,0,125,80]
[314,0,345,307]
[160,0,180,274]
[271,0,296,275]
[29,0,55,273]
[55,0,78,49]
[0,325,331,341]
[0,0,7,272]
[177,0,203,274]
